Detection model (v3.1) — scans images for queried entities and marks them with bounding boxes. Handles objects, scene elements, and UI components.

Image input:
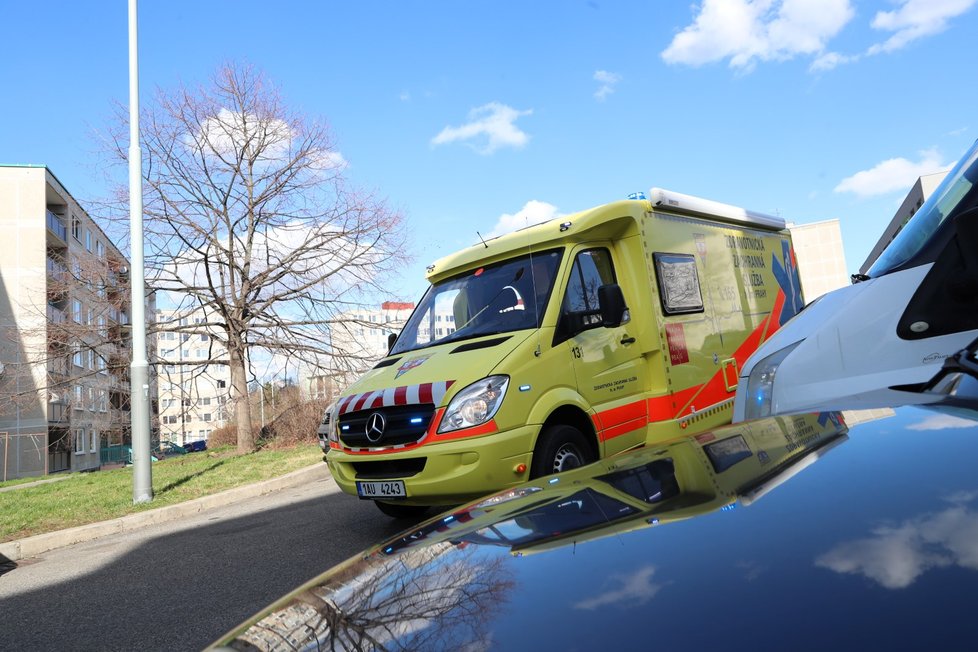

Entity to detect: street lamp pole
[129,0,153,504]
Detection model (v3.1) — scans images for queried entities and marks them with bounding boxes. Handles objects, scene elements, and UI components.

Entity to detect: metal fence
[0,432,48,481]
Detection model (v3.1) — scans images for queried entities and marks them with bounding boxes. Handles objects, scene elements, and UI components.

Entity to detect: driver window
[560,248,617,335]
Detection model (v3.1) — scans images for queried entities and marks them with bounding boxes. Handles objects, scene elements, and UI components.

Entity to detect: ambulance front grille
[339,404,436,448]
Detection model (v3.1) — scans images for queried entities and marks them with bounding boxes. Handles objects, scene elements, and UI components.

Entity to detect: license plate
[356,480,406,499]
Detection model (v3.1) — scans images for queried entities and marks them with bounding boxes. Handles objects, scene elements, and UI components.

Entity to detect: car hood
[212,395,978,650]
[335,332,535,412]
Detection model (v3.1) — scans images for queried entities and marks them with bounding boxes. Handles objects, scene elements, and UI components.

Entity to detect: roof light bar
[649,187,786,231]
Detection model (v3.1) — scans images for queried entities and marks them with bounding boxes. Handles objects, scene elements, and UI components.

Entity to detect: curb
[0,463,332,562]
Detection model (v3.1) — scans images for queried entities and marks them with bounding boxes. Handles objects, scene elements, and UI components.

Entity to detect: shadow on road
[0,486,427,651]
[0,552,15,578]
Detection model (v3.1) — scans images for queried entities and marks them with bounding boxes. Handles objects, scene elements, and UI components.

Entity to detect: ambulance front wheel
[530,425,595,479]
[374,501,430,519]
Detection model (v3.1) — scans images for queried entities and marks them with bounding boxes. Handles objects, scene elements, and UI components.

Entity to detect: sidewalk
[0,462,330,562]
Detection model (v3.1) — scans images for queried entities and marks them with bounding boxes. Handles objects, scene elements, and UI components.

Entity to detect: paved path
[0,465,427,651]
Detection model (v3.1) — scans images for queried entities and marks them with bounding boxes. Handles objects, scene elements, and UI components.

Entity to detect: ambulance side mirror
[598,284,627,328]
[387,332,398,353]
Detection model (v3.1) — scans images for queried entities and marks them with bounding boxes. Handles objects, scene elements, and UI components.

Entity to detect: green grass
[0,444,324,543]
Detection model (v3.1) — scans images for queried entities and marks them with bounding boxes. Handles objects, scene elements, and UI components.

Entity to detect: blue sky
[3,0,977,303]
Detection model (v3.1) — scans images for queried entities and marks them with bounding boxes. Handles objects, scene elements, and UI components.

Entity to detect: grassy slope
[0,444,323,542]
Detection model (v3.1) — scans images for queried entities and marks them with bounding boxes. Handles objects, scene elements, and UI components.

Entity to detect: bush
[210,399,328,450]
[207,425,238,448]
[260,399,329,449]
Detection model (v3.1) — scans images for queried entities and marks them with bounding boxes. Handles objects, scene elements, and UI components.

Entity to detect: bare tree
[96,63,409,453]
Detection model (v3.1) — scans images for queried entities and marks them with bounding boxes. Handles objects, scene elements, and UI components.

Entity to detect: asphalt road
[0,469,429,651]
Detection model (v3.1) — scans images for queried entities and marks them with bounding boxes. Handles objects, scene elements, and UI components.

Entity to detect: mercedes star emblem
[365,412,387,443]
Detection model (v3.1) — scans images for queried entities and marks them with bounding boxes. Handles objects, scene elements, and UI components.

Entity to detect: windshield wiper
[893,335,978,394]
[850,273,870,284]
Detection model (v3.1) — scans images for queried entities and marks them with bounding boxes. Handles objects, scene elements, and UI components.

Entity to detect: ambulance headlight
[317,402,339,451]
[743,342,802,421]
[438,376,509,433]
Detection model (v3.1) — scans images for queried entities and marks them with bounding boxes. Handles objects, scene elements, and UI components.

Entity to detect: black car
[211,344,978,651]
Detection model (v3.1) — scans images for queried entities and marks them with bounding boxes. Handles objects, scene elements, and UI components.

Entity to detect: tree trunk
[229,346,254,453]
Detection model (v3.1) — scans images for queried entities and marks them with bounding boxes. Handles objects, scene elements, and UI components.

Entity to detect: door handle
[620,335,636,345]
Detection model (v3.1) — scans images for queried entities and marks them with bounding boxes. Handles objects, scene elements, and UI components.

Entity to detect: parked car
[154,441,188,458]
[183,440,207,453]
[211,339,978,651]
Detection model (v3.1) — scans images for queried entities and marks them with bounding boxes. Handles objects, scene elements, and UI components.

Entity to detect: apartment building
[787,219,849,301]
[0,165,148,480]
[155,307,231,447]
[299,301,418,399]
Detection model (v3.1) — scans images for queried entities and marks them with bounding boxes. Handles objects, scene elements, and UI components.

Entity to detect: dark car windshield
[869,139,978,277]
[390,248,563,355]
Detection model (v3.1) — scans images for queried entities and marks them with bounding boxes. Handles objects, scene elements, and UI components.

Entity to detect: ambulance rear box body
[320,190,804,517]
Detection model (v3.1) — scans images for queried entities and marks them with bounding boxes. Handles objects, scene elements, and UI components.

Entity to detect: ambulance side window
[653,252,704,315]
[556,248,617,343]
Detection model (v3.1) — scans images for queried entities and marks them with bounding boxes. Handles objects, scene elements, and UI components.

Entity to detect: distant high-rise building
[0,165,153,479]
[860,170,950,275]
[299,301,417,399]
[155,307,231,447]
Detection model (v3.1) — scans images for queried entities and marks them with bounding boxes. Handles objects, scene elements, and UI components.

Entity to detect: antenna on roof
[476,231,489,248]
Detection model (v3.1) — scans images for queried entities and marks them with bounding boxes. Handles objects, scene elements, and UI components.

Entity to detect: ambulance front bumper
[325,425,538,506]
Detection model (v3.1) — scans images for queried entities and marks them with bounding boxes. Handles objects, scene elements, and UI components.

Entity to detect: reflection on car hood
[213,395,978,650]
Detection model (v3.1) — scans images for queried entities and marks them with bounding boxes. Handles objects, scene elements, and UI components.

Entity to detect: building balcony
[46,210,68,245]
[47,304,67,325]
[46,256,68,282]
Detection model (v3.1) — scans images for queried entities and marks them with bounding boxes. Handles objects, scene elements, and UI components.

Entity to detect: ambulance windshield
[869,139,978,277]
[391,248,564,355]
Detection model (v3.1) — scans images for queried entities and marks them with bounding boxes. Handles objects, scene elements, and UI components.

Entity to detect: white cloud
[907,413,978,431]
[593,70,622,101]
[431,102,532,155]
[574,566,665,610]
[868,0,977,55]
[833,148,947,198]
[485,200,562,239]
[310,150,348,172]
[399,91,411,102]
[661,0,854,71]
[816,502,978,589]
[809,51,859,72]
[192,108,293,161]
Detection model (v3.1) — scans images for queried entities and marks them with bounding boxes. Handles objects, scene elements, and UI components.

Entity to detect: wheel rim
[552,442,584,474]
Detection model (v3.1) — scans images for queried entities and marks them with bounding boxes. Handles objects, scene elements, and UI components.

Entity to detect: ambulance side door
[556,245,648,458]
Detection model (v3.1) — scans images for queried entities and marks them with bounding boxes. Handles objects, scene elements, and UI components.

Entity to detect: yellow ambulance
[319,189,805,517]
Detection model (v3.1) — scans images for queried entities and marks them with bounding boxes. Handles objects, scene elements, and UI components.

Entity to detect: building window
[201,397,211,406]
[88,387,97,411]
[96,240,105,258]
[74,428,86,454]
[85,229,92,252]
[72,300,83,323]
[74,385,83,409]
[90,428,98,453]
[200,334,209,341]
[203,413,212,422]
[217,380,226,389]
[196,349,206,358]
[71,214,81,240]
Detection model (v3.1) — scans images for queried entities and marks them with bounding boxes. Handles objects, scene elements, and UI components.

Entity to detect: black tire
[374,501,430,519]
[530,424,594,479]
